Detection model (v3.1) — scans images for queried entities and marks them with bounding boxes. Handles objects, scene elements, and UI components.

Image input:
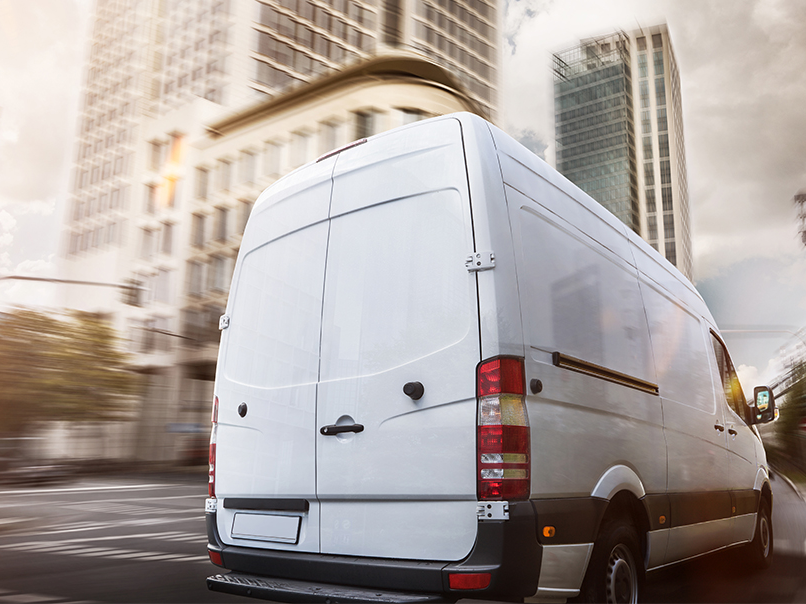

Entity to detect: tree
[773,360,806,468]
[0,309,140,436]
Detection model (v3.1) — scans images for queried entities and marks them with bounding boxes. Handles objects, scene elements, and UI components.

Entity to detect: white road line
[4,484,170,496]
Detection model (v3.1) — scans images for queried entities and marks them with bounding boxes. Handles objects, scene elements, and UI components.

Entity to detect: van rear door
[214,158,336,554]
[316,118,481,561]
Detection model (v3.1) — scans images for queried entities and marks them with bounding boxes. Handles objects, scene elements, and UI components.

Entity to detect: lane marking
[4,484,171,496]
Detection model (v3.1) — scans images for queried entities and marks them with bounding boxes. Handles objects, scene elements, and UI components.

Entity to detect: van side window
[710,334,749,424]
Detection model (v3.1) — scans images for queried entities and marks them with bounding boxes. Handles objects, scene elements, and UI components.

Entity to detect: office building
[553,24,692,279]
[57,0,496,462]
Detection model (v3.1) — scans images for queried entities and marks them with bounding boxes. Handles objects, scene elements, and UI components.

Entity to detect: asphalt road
[0,469,804,603]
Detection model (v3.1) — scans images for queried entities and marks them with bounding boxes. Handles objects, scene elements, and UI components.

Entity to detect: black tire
[746,497,773,569]
[573,515,642,604]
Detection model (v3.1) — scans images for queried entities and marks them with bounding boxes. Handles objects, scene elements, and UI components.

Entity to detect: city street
[0,470,804,603]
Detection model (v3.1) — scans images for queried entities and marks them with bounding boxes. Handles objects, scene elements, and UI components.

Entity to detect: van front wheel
[573,517,642,604]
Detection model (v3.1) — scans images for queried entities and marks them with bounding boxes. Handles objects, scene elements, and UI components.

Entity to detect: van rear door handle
[714,423,725,432]
[320,423,364,436]
[728,427,738,436]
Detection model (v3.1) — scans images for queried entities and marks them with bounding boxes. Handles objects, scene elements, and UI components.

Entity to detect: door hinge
[466,251,495,272]
[477,501,509,521]
[219,314,230,330]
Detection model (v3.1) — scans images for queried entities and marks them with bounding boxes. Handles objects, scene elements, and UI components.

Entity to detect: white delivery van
[205,113,777,603]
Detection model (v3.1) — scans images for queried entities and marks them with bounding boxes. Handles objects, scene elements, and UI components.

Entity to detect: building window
[188,261,204,296]
[655,77,666,105]
[639,80,649,109]
[196,167,209,199]
[400,108,426,125]
[150,140,164,170]
[656,107,667,132]
[320,121,338,155]
[652,33,663,48]
[663,213,675,239]
[658,134,669,158]
[647,214,657,241]
[69,231,79,255]
[239,199,253,233]
[665,240,676,265]
[210,255,228,291]
[141,228,154,259]
[646,188,656,213]
[355,110,374,139]
[643,136,653,160]
[662,186,673,211]
[643,162,655,186]
[291,131,310,168]
[155,269,173,305]
[215,207,228,241]
[145,184,157,214]
[161,222,173,255]
[653,50,664,76]
[638,53,647,79]
[240,151,255,185]
[218,159,231,191]
[636,36,646,51]
[264,141,281,176]
[660,160,671,185]
[192,213,205,247]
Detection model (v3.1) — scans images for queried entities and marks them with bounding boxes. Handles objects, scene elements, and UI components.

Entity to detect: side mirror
[752,386,777,424]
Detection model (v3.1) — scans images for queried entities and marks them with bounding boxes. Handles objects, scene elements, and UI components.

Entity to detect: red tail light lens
[208,549,223,566]
[449,573,491,590]
[477,357,530,501]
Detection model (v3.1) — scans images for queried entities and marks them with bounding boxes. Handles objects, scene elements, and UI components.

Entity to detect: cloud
[0,209,16,233]
[501,0,806,282]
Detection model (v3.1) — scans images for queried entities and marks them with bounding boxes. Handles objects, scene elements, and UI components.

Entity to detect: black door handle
[728,427,738,436]
[320,423,364,436]
[714,423,725,432]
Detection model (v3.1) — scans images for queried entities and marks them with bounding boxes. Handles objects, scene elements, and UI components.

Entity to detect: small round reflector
[543,526,556,538]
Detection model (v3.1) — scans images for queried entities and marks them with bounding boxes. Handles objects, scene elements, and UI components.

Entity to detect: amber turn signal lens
[542,526,556,538]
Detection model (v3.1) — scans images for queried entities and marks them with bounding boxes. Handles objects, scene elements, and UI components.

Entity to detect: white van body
[206,113,773,603]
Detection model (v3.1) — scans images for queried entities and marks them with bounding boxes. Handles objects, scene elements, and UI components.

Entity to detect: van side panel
[501,183,665,499]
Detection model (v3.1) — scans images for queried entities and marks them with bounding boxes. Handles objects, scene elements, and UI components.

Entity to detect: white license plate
[231,513,301,544]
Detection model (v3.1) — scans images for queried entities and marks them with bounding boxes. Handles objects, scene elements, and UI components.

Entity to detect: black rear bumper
[206,501,541,602]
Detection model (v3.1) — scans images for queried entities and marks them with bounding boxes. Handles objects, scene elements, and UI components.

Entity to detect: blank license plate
[231,513,301,544]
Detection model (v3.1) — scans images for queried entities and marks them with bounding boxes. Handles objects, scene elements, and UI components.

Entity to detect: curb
[770,465,806,502]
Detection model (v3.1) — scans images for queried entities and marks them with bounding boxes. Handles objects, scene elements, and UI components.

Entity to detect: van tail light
[477,357,530,501]
[209,396,218,498]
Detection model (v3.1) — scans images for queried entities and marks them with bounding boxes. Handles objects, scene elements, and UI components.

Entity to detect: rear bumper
[206,501,541,602]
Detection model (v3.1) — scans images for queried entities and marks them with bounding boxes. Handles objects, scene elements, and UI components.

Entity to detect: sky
[1,0,805,390]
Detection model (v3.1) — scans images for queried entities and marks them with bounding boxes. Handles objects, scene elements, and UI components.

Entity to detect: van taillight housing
[477,357,530,501]
[209,395,218,498]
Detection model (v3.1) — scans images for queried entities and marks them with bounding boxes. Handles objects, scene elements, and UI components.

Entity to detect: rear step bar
[207,572,446,603]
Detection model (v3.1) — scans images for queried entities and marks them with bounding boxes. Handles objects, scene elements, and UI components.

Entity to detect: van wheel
[747,497,773,569]
[573,516,642,604]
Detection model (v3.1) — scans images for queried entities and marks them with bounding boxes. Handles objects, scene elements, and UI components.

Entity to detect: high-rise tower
[553,24,692,279]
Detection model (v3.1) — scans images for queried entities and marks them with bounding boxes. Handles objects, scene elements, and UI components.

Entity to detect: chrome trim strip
[552,352,659,395]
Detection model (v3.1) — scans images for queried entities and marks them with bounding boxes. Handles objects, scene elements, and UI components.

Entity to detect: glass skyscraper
[553,25,692,279]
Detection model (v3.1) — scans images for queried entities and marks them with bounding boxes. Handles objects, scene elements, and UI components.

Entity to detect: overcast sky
[1,0,805,389]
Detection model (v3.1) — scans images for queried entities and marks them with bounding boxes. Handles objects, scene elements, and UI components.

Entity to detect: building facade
[553,24,692,279]
[59,0,495,462]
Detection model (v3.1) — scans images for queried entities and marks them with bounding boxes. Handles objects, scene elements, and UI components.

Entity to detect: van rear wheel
[746,497,773,569]
[573,515,642,604]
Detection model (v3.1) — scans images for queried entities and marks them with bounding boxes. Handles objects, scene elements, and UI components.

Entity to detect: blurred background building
[57,0,497,463]
[553,24,692,279]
